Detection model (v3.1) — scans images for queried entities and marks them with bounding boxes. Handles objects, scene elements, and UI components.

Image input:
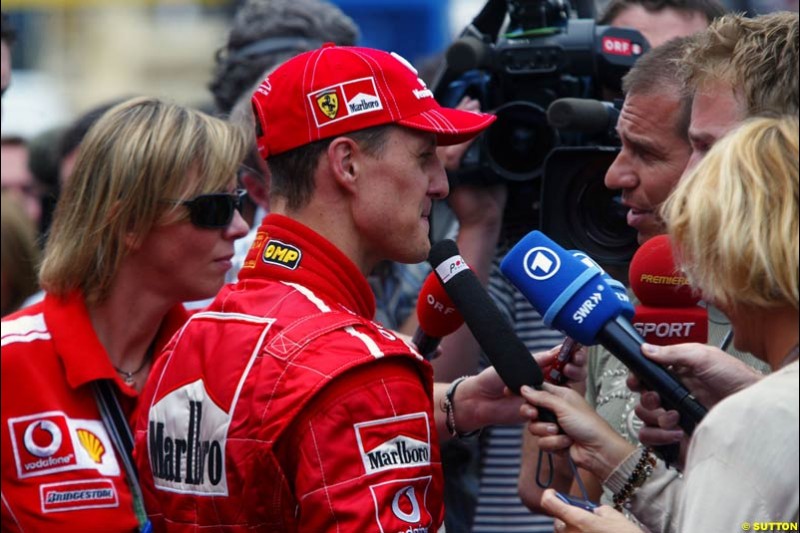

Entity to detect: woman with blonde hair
[519,115,798,532]
[1,96,249,532]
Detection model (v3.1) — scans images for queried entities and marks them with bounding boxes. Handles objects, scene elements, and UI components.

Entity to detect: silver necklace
[115,342,155,386]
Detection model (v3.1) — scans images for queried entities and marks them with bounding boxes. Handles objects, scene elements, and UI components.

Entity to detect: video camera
[433,0,650,265]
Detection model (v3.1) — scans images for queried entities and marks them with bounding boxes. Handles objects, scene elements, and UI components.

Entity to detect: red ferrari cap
[251,43,496,158]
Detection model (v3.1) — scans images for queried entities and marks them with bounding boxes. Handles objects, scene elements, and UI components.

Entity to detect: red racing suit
[1,291,187,532]
[134,214,444,532]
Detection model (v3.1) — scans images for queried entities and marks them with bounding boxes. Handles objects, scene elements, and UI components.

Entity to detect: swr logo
[262,240,302,270]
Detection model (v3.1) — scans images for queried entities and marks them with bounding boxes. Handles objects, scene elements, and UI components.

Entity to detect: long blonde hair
[662,115,799,311]
[39,96,249,304]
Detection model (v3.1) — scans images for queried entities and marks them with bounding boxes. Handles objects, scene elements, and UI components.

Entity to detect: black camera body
[437,0,649,264]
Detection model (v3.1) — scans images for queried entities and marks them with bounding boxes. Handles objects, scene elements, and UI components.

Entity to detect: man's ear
[241,172,269,209]
[326,136,360,194]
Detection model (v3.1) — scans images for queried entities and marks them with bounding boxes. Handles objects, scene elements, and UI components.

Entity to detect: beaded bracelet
[442,376,480,439]
[612,447,657,511]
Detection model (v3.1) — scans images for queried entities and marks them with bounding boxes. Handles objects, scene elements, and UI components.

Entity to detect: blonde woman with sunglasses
[1,96,249,532]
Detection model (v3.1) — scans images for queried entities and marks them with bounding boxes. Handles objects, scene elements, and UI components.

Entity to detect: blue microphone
[568,250,635,321]
[501,231,707,434]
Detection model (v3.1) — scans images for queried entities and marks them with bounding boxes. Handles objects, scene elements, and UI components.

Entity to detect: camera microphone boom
[500,230,708,435]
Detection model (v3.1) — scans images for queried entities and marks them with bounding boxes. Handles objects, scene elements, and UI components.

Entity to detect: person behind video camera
[598,0,724,48]
[207,0,358,282]
[522,113,799,533]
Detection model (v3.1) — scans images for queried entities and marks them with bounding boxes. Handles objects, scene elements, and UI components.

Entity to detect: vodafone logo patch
[369,476,433,533]
[24,419,63,457]
[307,77,383,127]
[9,411,120,479]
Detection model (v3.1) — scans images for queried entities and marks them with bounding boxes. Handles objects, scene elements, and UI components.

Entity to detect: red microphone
[413,272,465,360]
[629,235,708,345]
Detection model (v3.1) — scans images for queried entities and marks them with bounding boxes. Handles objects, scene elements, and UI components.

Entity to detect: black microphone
[428,239,557,423]
[546,98,619,135]
[596,317,708,434]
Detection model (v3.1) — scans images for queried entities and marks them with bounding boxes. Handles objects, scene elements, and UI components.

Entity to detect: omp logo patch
[9,412,119,479]
[40,479,118,513]
[148,379,230,496]
[308,77,383,127]
[369,476,433,533]
[355,413,430,475]
[261,239,302,270]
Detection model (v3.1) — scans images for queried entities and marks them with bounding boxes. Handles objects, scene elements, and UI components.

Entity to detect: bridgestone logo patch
[354,413,431,475]
[40,479,119,513]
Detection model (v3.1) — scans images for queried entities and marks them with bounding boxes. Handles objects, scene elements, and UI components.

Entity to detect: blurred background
[1,0,483,138]
[2,0,796,139]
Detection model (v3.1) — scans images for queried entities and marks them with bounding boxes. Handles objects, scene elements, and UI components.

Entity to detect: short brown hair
[681,12,799,116]
[622,36,693,137]
[267,124,393,211]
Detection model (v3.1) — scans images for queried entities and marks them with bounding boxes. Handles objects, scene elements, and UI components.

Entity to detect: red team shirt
[1,291,187,532]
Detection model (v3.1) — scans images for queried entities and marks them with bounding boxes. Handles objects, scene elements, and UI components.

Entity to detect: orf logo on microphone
[523,247,561,281]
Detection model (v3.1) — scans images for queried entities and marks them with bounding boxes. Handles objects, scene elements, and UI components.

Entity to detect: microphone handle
[412,328,440,361]
[597,317,708,435]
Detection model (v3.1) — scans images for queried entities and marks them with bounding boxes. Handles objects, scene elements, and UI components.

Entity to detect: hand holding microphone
[500,231,708,435]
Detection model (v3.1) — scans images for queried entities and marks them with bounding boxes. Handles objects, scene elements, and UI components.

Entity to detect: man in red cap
[133,44,496,531]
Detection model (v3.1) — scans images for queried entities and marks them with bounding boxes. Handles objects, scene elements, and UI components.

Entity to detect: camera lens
[484,101,558,181]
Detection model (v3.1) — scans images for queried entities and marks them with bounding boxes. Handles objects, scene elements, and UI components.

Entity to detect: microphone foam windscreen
[416,273,464,338]
[629,235,699,307]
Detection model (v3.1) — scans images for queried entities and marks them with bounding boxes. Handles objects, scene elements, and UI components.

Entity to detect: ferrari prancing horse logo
[316,91,339,119]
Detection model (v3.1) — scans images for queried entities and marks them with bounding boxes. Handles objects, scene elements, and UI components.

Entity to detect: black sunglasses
[171,189,247,229]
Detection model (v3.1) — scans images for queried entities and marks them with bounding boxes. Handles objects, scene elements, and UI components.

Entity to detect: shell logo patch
[77,429,105,464]
[308,77,383,128]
